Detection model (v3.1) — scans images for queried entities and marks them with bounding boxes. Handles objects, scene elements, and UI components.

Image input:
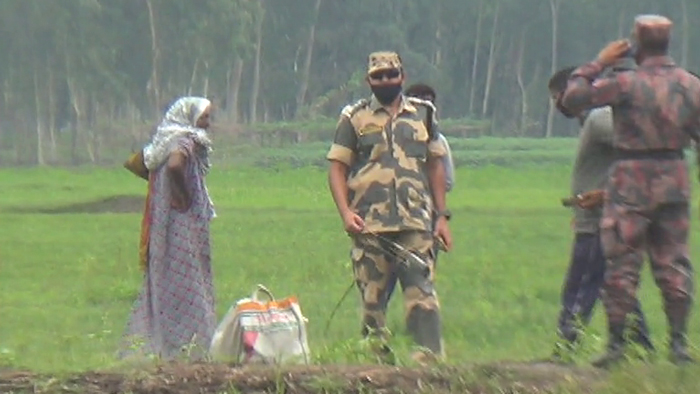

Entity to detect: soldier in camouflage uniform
[383,83,455,305]
[561,14,700,367]
[547,61,655,363]
[326,51,452,364]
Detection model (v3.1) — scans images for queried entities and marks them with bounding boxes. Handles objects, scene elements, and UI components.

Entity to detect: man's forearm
[428,158,447,212]
[328,161,351,216]
[561,60,607,114]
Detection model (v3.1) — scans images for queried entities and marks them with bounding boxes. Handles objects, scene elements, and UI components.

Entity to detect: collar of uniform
[368,94,417,114]
[639,55,675,68]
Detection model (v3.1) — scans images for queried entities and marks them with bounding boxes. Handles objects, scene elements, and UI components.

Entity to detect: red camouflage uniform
[561,55,700,336]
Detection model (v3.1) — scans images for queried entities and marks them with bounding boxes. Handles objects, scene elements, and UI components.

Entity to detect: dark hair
[547,66,577,94]
[405,83,437,102]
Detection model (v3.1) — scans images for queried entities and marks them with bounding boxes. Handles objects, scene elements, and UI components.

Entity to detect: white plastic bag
[209,284,310,365]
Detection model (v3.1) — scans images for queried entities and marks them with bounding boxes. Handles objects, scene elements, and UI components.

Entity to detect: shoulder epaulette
[340,98,369,119]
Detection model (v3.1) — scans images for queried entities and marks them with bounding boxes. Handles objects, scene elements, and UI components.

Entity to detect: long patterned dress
[118,136,217,362]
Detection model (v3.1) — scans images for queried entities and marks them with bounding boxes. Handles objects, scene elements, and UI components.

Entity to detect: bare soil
[0,361,605,394]
[11,195,146,214]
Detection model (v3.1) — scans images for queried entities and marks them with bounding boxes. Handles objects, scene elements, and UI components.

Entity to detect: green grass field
[2,137,700,393]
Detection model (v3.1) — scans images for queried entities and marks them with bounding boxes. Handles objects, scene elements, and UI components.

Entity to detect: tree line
[0,0,696,166]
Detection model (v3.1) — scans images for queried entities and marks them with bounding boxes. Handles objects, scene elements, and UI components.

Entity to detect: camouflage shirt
[562,55,700,206]
[562,56,700,151]
[326,94,447,233]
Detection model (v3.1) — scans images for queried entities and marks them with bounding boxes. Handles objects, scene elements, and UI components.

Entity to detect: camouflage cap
[634,14,673,46]
[367,51,402,75]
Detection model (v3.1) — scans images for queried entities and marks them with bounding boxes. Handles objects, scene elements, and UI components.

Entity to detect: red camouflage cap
[634,14,673,46]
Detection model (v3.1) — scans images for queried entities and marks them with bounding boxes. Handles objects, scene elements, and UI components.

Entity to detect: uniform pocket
[599,216,625,259]
[395,122,428,159]
[358,131,387,162]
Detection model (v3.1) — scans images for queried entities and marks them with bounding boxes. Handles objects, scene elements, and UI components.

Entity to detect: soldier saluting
[561,14,700,368]
[326,51,452,365]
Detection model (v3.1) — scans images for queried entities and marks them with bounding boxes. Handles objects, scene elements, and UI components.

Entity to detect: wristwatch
[436,209,452,221]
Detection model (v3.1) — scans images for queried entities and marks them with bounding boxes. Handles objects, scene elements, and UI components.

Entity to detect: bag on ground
[209,284,311,365]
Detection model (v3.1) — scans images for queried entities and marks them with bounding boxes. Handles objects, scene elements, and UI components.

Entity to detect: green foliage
[0,0,700,146]
[4,0,700,167]
[215,136,576,169]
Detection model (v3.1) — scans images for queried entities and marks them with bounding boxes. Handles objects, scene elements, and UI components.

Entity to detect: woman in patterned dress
[118,97,218,362]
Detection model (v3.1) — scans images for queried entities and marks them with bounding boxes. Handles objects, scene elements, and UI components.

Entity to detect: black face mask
[371,84,402,105]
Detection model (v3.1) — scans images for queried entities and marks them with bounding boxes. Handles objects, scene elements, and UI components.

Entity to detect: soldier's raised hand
[596,39,632,67]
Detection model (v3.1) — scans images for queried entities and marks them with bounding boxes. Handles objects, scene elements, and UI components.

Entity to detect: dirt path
[0,361,605,394]
[10,195,146,214]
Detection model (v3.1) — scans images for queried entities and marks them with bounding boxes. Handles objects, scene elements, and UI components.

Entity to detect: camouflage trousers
[600,200,694,332]
[385,213,442,305]
[350,230,443,355]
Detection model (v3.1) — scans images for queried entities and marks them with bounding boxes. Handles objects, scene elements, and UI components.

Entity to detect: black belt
[615,149,685,161]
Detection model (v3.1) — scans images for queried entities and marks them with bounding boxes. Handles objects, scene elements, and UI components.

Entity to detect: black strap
[615,148,684,161]
[424,104,435,141]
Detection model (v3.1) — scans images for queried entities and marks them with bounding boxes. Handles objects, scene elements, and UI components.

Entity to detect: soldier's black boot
[669,321,694,365]
[628,320,656,355]
[361,324,396,365]
[363,337,396,365]
[631,331,656,353]
[544,310,584,364]
[592,323,627,369]
[548,340,577,365]
[406,307,443,365]
[669,333,694,365]
[666,298,695,365]
[548,324,580,365]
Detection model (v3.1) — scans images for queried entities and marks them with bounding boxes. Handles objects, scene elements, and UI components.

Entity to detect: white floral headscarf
[143,96,213,174]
